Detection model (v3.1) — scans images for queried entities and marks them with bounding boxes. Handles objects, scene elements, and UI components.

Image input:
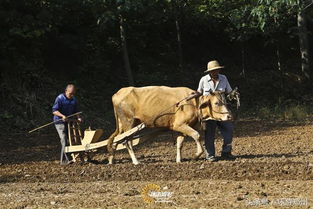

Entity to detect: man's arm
[225,77,239,102]
[225,77,232,94]
[53,111,67,121]
[52,96,67,121]
[197,77,204,94]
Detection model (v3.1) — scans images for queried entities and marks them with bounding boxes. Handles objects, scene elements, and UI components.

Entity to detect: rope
[152,96,192,126]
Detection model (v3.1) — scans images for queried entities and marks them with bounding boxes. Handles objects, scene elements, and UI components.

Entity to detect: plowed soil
[1,119,313,208]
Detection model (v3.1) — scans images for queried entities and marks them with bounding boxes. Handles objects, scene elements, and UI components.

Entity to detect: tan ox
[107,86,232,164]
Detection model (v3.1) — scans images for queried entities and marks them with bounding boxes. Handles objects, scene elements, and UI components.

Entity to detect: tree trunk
[297,7,310,80]
[240,42,246,78]
[175,19,183,70]
[119,16,134,86]
[276,42,284,90]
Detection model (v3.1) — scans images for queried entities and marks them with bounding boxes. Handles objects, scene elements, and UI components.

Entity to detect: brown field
[1,119,313,208]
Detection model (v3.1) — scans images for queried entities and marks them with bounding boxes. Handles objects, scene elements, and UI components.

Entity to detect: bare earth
[1,120,313,208]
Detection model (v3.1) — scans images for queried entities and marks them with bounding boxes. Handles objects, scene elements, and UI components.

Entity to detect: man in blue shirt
[197,60,234,162]
[52,84,82,165]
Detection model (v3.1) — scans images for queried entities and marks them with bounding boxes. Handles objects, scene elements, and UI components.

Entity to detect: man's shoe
[205,155,217,162]
[221,152,236,160]
[60,159,74,165]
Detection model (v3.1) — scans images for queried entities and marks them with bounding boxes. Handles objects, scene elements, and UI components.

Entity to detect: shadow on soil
[236,150,313,160]
[0,119,310,165]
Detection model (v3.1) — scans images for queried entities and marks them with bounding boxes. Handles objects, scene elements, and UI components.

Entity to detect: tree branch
[303,0,313,11]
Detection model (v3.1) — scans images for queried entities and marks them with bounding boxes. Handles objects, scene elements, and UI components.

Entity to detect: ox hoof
[194,152,203,159]
[133,161,140,165]
[176,157,182,163]
[108,156,114,165]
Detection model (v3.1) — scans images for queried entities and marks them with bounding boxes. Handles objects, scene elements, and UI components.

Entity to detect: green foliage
[0,0,312,131]
[284,105,308,121]
[257,105,310,121]
[0,111,13,119]
[250,0,298,34]
[258,107,273,119]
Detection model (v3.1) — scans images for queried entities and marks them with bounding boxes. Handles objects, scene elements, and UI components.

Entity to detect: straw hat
[204,60,224,73]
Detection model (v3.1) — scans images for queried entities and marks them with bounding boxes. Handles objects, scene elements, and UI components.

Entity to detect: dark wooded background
[1,0,312,131]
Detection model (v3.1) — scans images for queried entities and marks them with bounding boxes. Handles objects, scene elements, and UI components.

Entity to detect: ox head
[198,91,232,121]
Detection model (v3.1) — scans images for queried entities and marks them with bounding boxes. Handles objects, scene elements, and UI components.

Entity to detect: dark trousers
[204,120,234,156]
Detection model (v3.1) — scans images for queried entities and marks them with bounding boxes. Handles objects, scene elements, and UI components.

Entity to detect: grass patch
[283,105,308,121]
[255,105,311,121]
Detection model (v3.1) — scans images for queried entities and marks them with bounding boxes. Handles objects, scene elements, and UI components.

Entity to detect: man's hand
[77,117,83,123]
[227,87,240,101]
[227,87,240,110]
[53,111,68,121]
[62,115,67,121]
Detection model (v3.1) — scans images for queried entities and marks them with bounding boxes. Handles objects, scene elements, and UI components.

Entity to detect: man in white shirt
[197,60,234,162]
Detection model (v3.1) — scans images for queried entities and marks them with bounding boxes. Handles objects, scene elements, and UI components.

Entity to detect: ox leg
[176,135,185,163]
[125,140,139,165]
[108,111,135,164]
[108,137,118,164]
[173,125,203,160]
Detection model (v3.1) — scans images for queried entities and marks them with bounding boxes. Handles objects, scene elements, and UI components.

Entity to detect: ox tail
[107,106,120,161]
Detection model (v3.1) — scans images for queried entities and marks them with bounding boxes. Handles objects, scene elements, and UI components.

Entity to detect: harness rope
[119,92,238,145]
[153,92,229,126]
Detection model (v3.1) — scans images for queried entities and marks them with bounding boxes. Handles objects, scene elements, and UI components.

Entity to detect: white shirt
[197,74,232,95]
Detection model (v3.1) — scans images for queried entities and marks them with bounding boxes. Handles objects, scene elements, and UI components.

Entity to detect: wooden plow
[64,120,146,162]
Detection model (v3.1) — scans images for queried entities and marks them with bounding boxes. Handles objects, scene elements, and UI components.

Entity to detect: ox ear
[199,101,209,109]
[199,97,210,109]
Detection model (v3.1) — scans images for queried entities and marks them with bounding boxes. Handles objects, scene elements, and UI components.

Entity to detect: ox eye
[200,102,208,108]
[215,102,219,105]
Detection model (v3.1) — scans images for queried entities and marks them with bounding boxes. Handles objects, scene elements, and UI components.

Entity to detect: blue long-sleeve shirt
[52,93,78,123]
